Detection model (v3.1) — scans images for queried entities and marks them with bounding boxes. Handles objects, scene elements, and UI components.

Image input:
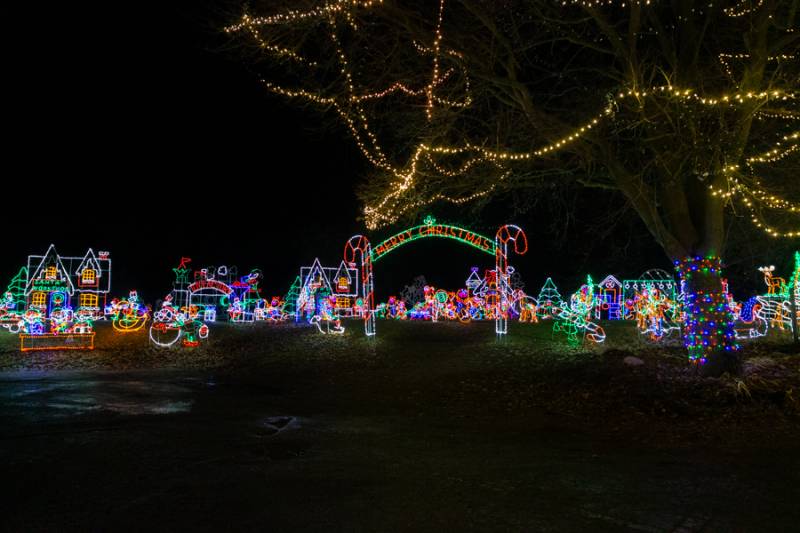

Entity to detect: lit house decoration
[24,245,111,319]
[296,259,360,321]
[465,267,482,292]
[594,275,622,320]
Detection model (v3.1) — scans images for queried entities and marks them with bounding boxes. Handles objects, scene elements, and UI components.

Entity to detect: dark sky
[4,1,788,304]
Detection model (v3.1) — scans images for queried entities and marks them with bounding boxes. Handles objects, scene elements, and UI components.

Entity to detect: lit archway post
[495,225,528,335]
[344,235,376,336]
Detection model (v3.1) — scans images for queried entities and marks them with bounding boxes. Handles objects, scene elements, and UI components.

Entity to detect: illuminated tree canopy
[226,0,798,257]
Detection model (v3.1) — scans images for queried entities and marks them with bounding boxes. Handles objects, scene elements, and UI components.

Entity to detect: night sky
[4,1,787,304]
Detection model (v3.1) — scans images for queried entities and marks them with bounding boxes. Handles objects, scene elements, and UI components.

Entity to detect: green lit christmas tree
[282,275,301,317]
[537,277,564,308]
[4,267,28,312]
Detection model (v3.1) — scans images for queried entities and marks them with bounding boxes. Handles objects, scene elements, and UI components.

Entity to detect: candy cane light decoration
[344,235,375,336]
[495,225,528,334]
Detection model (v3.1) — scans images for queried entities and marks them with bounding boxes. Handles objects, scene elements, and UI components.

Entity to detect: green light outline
[370,224,496,263]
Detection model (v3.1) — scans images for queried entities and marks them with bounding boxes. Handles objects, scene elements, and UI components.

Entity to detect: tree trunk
[608,155,741,377]
[675,256,741,377]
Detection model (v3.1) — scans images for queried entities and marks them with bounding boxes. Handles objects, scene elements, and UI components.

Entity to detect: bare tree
[225,0,798,375]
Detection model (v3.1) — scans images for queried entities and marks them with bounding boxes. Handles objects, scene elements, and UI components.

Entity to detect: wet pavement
[2,366,799,532]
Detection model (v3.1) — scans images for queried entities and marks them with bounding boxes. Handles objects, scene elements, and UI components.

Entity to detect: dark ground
[1,321,798,532]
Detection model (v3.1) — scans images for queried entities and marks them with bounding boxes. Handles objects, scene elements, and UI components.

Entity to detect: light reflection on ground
[0,375,195,418]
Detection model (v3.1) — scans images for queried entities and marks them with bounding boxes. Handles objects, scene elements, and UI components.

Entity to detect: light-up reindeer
[759,265,786,295]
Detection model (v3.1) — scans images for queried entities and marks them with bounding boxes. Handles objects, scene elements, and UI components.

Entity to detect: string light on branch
[724,0,764,18]
[746,132,799,165]
[710,170,800,238]
[230,0,798,235]
[559,0,653,6]
[245,22,318,66]
[224,0,382,31]
[557,0,767,14]
[360,86,793,228]
[719,53,795,83]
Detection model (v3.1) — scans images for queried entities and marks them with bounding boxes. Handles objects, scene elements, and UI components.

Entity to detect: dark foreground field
[1,320,798,532]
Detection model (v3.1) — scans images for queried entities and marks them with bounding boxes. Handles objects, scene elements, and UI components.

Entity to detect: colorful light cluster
[627,286,681,341]
[376,278,501,323]
[18,303,96,352]
[731,296,768,340]
[338,221,526,337]
[674,256,739,364]
[106,291,150,333]
[0,268,27,334]
[256,296,290,322]
[149,296,209,348]
[748,256,800,333]
[552,275,606,344]
[310,294,346,334]
[6,244,112,351]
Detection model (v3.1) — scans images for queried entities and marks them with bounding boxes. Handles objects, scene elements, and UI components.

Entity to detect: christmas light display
[732,296,768,340]
[106,291,150,332]
[748,256,800,333]
[753,296,792,332]
[256,297,289,322]
[622,274,677,319]
[674,256,739,364]
[399,275,428,307]
[374,270,513,324]
[494,225,528,334]
[369,218,497,262]
[791,251,800,304]
[340,219,526,337]
[295,258,360,322]
[227,0,798,238]
[629,286,681,341]
[4,245,110,351]
[309,295,346,334]
[758,265,787,295]
[536,278,564,318]
[24,245,111,320]
[161,258,266,323]
[19,301,96,352]
[552,276,606,344]
[344,235,376,336]
[0,267,27,333]
[727,253,799,339]
[149,296,209,348]
[517,293,539,323]
[19,331,95,351]
[594,275,623,320]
